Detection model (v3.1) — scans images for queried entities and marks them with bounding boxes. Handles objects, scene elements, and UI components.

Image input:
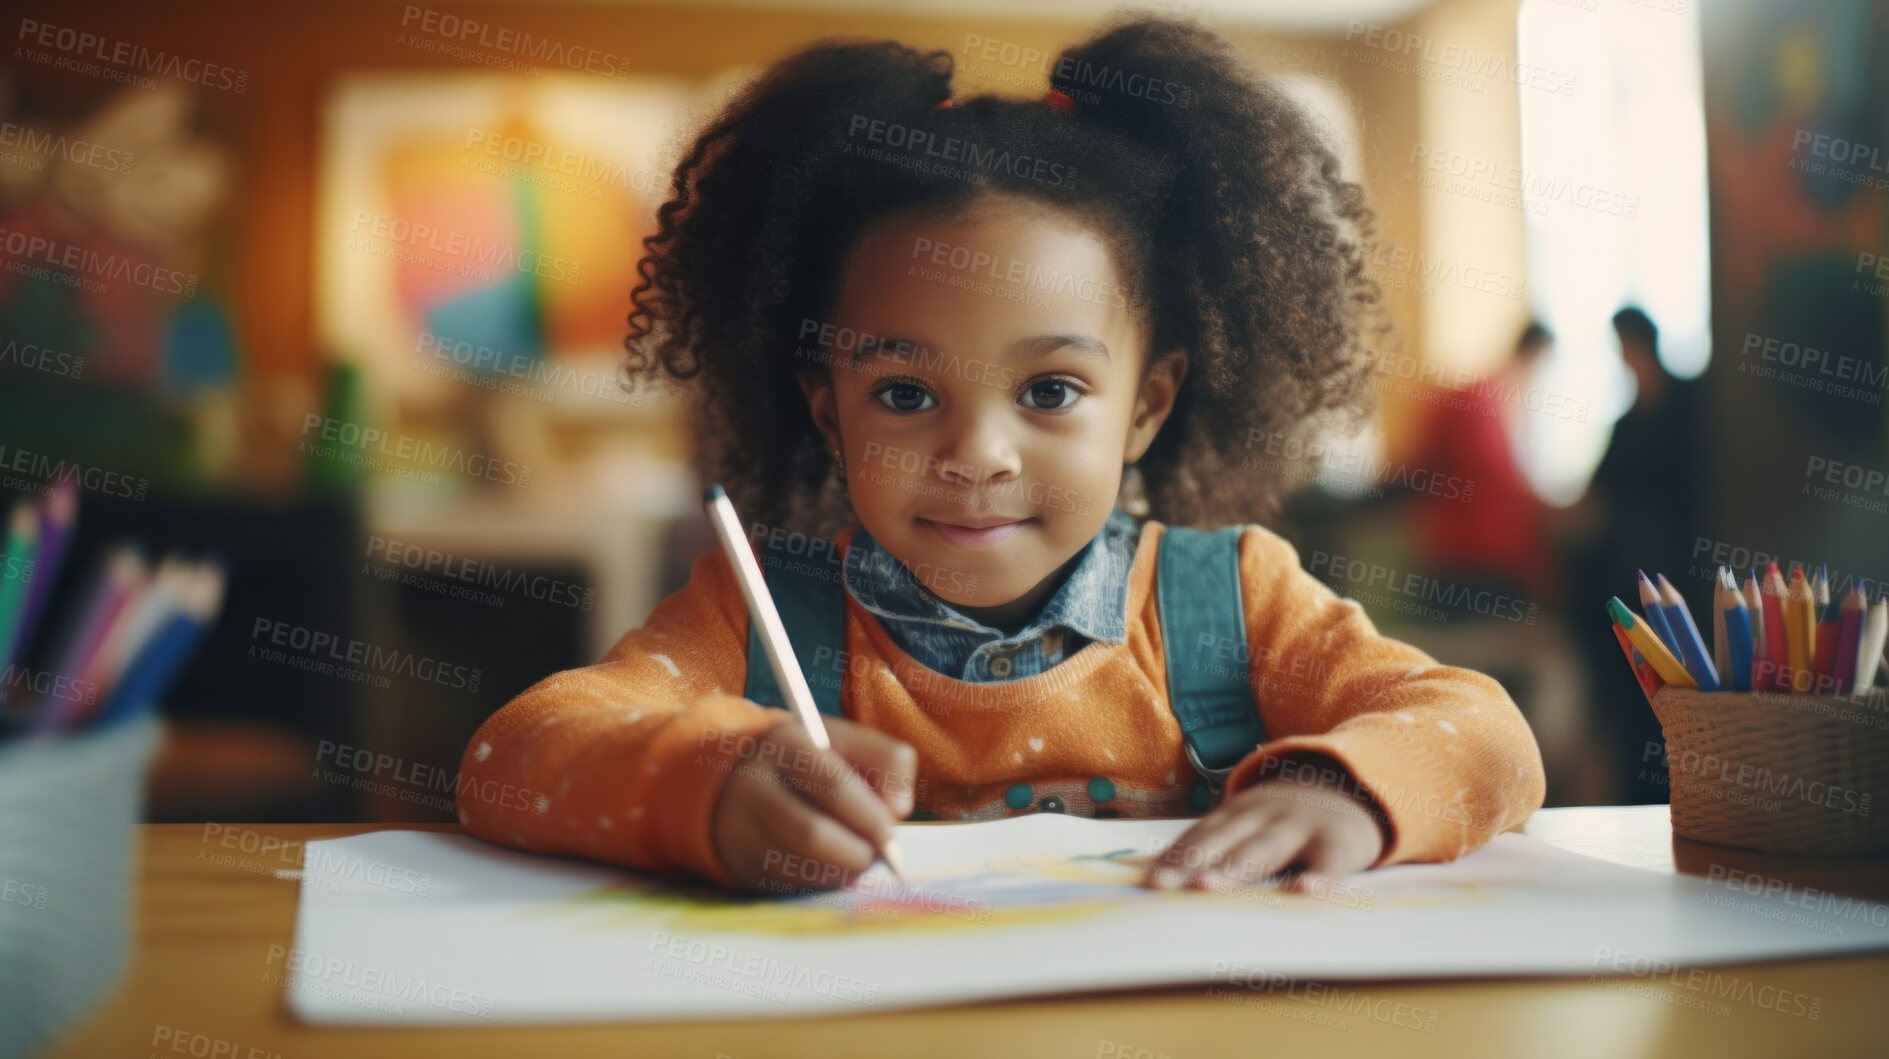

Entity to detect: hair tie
[934,91,1076,112]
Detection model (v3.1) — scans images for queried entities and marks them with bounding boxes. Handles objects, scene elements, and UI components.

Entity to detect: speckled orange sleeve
[1220,525,1548,866]
[454,543,789,887]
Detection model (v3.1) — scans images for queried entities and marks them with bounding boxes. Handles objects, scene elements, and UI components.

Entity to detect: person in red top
[1403,322,1559,606]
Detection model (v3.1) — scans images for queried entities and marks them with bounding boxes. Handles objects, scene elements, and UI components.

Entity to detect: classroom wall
[4,0,1529,491]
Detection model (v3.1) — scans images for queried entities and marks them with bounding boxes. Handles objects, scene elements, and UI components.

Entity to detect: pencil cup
[1646,687,1889,856]
[0,711,164,1057]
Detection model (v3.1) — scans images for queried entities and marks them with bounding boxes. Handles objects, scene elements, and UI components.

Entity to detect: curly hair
[623,13,1385,538]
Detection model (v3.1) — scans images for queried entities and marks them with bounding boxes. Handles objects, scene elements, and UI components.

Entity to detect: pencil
[91,562,225,728]
[1856,601,1889,693]
[35,547,147,732]
[1711,574,1729,689]
[1612,621,1662,700]
[1655,573,1718,691]
[1784,564,1813,693]
[1761,564,1789,691]
[0,500,41,692]
[1834,586,1865,694]
[6,479,75,674]
[1720,567,1753,693]
[82,556,187,696]
[1608,597,1697,688]
[1637,571,1682,658]
[1813,567,1837,691]
[1743,570,1765,683]
[703,484,908,883]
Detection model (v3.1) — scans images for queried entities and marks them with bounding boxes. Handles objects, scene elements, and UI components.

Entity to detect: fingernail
[1150,867,1182,889]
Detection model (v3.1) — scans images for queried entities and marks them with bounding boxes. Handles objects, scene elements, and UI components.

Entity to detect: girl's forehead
[829,198,1146,366]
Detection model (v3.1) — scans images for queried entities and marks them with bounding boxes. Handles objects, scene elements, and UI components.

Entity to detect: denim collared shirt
[842,508,1141,682]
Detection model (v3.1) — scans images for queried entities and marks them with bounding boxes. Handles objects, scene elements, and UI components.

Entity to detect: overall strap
[1156,524,1266,807]
[741,534,847,717]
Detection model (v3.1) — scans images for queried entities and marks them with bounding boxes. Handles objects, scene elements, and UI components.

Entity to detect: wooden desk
[45,806,1889,1058]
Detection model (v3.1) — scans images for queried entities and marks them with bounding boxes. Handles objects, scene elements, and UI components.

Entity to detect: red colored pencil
[1613,621,1662,702]
[1761,563,1790,691]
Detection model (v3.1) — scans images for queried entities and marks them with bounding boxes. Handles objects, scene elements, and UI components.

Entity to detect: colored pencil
[0,500,41,688]
[5,479,75,674]
[34,547,147,731]
[1834,586,1865,694]
[1637,570,1682,658]
[705,483,908,882]
[1761,563,1790,691]
[82,556,186,695]
[1720,567,1753,693]
[1743,570,1766,681]
[1712,573,1730,688]
[1812,568,1838,691]
[1857,601,1889,693]
[1784,564,1814,692]
[90,563,225,728]
[1656,573,1719,691]
[1613,621,1662,700]
[1609,597,1697,688]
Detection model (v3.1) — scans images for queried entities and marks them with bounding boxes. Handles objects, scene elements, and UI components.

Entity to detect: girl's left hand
[1143,764,1385,892]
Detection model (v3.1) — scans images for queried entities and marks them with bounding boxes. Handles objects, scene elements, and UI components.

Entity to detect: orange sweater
[457,518,1547,887]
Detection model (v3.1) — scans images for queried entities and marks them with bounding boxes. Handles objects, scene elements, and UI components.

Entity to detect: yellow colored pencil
[1785,564,1814,692]
[1608,597,1697,689]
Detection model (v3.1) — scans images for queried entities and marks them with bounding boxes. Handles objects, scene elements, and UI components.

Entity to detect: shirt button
[988,655,1013,678]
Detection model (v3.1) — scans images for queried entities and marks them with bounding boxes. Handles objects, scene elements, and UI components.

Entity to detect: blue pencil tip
[703,483,725,504]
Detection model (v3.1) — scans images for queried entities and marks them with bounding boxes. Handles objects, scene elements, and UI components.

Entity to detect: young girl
[458,15,1547,895]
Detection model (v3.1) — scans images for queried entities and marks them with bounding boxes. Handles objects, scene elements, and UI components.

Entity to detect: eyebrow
[852,333,1110,364]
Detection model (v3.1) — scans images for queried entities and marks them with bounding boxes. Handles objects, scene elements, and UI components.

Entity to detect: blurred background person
[1564,306,1707,804]
[1402,320,1560,608]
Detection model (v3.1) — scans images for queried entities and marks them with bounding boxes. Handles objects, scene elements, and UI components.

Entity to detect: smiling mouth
[919,517,1034,548]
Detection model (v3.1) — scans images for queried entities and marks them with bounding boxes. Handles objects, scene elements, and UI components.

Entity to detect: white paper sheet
[284,815,1889,1024]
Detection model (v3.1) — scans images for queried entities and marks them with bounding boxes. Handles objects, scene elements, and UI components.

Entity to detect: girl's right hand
[711,715,918,894]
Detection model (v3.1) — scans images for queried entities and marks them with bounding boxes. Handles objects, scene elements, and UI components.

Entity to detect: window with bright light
[1515,0,1712,505]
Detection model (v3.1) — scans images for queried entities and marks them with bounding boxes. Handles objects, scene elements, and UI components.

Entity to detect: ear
[1123,348,1188,464]
[797,369,842,455]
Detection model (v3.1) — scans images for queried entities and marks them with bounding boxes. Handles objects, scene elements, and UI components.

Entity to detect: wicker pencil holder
[1645,687,1889,856]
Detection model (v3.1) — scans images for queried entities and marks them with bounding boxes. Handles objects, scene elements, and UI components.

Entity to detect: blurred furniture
[354,462,697,823]
[41,806,1889,1058]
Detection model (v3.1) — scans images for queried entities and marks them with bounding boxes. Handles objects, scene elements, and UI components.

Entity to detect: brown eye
[874,383,936,412]
[1021,378,1079,411]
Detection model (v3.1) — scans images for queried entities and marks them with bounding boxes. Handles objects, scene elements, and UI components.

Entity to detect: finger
[758,722,900,853]
[749,779,878,894]
[823,717,920,817]
[1148,807,1278,889]
[1210,820,1318,890]
[1283,823,1380,894]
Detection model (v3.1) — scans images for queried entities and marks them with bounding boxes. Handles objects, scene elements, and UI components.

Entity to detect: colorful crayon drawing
[527,845,1493,937]
[537,847,1157,936]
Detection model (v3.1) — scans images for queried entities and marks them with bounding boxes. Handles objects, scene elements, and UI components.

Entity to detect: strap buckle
[1184,740,1237,798]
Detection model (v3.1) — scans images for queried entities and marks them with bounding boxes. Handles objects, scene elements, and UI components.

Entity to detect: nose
[935,406,1022,491]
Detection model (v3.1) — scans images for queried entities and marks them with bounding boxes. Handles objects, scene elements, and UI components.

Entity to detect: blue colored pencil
[1656,572,1720,691]
[1636,570,1682,658]
[1720,567,1753,692]
[90,563,223,729]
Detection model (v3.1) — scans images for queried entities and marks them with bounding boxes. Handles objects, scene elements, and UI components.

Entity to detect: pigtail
[1049,17,1386,527]
[626,38,956,534]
